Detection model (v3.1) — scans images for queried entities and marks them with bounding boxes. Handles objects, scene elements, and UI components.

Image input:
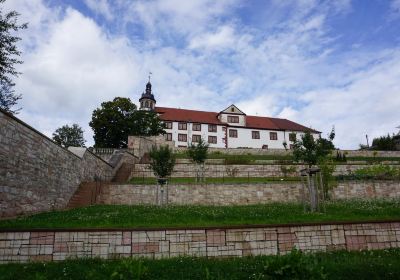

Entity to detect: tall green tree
[89,97,165,148]
[187,138,209,182]
[52,124,86,148]
[0,0,27,113]
[371,134,398,151]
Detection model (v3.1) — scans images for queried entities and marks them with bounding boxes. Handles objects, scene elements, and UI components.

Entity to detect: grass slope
[128,176,301,185]
[1,249,400,279]
[0,200,399,229]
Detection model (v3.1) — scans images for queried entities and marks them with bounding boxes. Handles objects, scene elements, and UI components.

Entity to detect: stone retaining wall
[0,109,114,218]
[100,181,400,206]
[0,221,399,263]
[131,163,399,178]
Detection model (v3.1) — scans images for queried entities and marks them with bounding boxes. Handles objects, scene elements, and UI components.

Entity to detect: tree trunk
[307,174,319,212]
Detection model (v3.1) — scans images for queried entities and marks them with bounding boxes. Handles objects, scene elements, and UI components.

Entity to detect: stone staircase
[112,163,134,183]
[67,163,134,209]
[66,182,103,209]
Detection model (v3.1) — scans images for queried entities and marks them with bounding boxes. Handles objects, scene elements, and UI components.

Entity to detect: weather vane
[148,72,152,83]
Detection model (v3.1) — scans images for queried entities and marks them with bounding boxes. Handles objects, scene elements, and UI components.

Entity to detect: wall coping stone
[0,108,113,168]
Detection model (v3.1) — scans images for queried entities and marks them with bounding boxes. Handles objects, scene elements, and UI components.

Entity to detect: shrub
[149,145,176,182]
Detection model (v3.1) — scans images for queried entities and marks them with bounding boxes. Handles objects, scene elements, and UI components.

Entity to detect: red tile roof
[155,107,319,133]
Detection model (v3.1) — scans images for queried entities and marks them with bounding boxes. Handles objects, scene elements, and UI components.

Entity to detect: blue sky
[4,0,400,148]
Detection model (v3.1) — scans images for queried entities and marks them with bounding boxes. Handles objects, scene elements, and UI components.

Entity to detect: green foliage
[89,97,165,148]
[318,159,337,199]
[352,164,400,180]
[149,145,176,179]
[2,249,400,280]
[371,134,399,151]
[1,199,400,230]
[187,138,209,164]
[52,124,86,148]
[292,129,335,167]
[263,249,327,279]
[129,176,301,185]
[0,0,27,114]
[280,165,296,177]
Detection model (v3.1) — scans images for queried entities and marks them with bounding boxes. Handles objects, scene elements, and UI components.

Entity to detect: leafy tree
[371,134,398,151]
[292,128,335,212]
[149,145,176,184]
[89,97,165,148]
[52,124,86,148]
[292,129,335,168]
[187,138,209,182]
[0,0,27,113]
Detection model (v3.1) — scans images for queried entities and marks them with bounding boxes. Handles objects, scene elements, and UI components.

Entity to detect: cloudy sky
[3,0,400,148]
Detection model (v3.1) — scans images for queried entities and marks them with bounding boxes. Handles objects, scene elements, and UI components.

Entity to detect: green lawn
[128,176,301,185]
[1,249,400,279]
[0,200,399,229]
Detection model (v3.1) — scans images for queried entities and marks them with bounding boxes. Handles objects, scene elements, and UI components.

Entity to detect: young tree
[292,128,335,212]
[149,145,176,184]
[187,138,209,182]
[0,1,27,113]
[89,97,165,148]
[52,124,86,148]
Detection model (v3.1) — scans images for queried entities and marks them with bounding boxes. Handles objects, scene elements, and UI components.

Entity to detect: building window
[262,144,268,149]
[192,135,201,143]
[227,116,239,123]
[270,132,278,140]
[229,129,238,138]
[178,122,187,130]
[208,124,217,132]
[289,133,296,142]
[252,131,260,139]
[165,133,172,141]
[231,107,235,112]
[208,136,217,144]
[178,134,187,142]
[165,122,173,129]
[193,123,201,131]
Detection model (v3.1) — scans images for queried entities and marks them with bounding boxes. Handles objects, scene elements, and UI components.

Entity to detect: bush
[339,164,400,180]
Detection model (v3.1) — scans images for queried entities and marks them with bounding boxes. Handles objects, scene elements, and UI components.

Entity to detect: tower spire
[139,74,156,111]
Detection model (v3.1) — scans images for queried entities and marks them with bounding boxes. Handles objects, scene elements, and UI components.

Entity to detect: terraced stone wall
[131,163,399,178]
[0,221,399,263]
[100,181,400,206]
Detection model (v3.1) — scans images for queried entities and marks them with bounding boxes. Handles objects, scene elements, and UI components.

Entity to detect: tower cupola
[139,76,156,111]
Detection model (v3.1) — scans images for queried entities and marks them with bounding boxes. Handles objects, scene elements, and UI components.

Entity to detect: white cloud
[189,26,238,50]
[84,0,114,21]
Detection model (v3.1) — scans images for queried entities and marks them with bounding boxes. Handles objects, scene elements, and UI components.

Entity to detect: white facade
[163,122,319,149]
[164,122,226,148]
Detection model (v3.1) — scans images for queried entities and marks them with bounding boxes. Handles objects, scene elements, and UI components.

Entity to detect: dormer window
[228,116,239,123]
[231,107,234,112]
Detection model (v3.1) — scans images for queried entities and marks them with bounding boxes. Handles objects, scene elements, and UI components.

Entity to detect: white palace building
[138,81,320,149]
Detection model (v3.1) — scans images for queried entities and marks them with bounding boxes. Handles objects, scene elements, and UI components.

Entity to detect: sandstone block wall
[100,181,400,206]
[131,163,399,178]
[0,110,114,218]
[0,221,399,263]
